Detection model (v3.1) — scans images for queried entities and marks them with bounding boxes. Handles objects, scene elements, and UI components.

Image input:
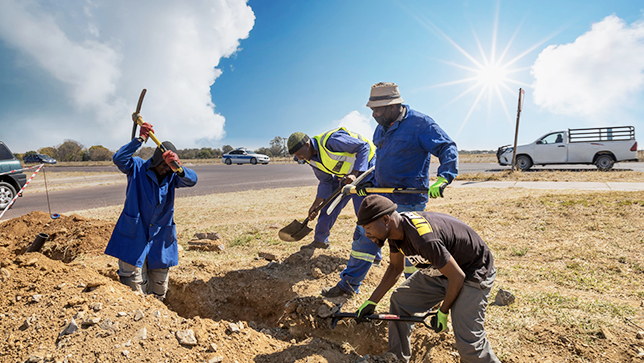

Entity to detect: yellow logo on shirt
[407,212,433,236]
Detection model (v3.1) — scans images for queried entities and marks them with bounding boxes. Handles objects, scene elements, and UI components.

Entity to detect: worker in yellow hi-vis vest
[288,127,377,298]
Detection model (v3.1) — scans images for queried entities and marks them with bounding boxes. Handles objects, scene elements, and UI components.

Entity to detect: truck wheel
[0,181,17,210]
[516,155,533,171]
[595,154,615,171]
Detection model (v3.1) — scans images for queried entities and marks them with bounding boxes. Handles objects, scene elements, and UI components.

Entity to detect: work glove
[430,309,449,333]
[429,177,448,198]
[162,150,181,173]
[139,122,154,143]
[355,181,374,197]
[356,300,377,322]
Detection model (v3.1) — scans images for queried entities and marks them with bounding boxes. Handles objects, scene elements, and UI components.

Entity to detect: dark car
[23,153,57,164]
[0,142,26,210]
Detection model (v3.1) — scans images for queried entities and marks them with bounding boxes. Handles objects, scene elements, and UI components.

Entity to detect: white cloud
[0,0,255,149]
[333,111,376,140]
[531,15,644,117]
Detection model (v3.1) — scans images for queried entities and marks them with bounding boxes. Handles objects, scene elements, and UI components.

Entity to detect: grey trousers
[118,259,169,300]
[388,269,500,363]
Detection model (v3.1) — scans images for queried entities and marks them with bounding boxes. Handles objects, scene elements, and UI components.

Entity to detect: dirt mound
[0,211,113,262]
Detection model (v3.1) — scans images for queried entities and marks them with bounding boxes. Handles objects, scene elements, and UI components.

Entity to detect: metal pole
[510,88,525,172]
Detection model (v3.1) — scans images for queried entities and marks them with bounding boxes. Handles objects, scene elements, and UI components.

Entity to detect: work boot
[321,285,351,298]
[300,241,329,250]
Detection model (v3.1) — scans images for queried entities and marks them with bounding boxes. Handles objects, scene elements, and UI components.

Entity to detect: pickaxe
[131,89,184,174]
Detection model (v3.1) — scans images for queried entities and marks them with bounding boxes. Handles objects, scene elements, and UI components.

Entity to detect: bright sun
[404,1,556,136]
[476,63,509,87]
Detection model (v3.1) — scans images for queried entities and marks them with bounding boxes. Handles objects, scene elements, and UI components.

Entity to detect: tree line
[18,136,291,162]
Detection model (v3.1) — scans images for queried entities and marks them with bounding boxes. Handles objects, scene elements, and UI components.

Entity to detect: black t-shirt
[388,211,494,283]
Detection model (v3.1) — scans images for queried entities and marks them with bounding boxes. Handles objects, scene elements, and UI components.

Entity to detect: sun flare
[476,63,509,87]
[403,1,557,136]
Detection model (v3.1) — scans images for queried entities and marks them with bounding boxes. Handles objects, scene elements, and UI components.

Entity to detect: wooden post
[510,88,525,172]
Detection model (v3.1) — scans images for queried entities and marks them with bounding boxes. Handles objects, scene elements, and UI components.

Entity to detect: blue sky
[1,0,643,153]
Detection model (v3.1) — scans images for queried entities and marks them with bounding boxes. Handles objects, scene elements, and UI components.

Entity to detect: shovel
[330,310,439,331]
[278,186,343,242]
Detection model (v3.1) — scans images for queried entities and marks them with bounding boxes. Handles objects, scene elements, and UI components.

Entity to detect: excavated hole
[163,250,390,355]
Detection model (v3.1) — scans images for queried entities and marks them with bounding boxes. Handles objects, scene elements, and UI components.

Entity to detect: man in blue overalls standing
[367,82,459,277]
[105,122,198,301]
[288,128,377,298]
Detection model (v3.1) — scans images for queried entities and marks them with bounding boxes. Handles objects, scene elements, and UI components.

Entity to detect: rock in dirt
[311,267,324,279]
[206,232,220,240]
[24,354,44,363]
[209,343,218,352]
[208,357,224,363]
[82,316,101,327]
[0,268,10,279]
[60,318,78,336]
[23,258,38,267]
[599,326,615,341]
[494,288,515,306]
[258,252,277,261]
[134,327,148,341]
[188,240,225,252]
[229,322,240,333]
[636,331,644,339]
[134,309,145,321]
[176,329,198,345]
[66,297,87,307]
[194,233,207,239]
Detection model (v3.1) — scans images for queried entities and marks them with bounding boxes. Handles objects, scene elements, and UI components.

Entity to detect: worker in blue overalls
[366,82,459,278]
[288,128,377,298]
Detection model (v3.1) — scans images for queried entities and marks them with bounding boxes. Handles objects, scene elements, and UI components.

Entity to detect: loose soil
[1,188,644,363]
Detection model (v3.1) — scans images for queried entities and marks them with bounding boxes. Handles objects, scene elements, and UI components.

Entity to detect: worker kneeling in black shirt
[355,194,500,363]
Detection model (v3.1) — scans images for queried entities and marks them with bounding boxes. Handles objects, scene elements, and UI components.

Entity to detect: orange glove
[162,150,181,172]
[139,122,154,142]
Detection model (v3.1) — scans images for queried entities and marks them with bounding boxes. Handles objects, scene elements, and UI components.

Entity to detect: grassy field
[70,184,644,360]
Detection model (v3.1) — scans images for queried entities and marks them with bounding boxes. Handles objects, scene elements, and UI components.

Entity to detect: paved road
[3,161,643,220]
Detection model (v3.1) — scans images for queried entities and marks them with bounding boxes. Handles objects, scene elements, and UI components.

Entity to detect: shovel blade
[278,219,312,242]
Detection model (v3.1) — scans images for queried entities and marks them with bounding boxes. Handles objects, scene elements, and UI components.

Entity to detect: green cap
[288,132,310,154]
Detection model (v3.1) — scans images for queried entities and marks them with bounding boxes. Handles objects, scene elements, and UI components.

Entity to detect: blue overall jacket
[104,138,198,269]
[373,105,458,206]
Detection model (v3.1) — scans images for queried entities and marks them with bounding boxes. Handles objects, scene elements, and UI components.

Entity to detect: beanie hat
[288,132,310,154]
[149,141,178,168]
[357,195,398,226]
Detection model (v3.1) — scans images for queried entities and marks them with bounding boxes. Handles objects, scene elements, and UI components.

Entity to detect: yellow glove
[430,309,449,332]
[429,177,448,198]
[356,300,377,322]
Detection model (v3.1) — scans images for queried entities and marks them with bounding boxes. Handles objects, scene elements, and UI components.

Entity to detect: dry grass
[459,169,644,182]
[69,184,644,360]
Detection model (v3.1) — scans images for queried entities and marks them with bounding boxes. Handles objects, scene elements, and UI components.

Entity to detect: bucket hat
[366,82,404,108]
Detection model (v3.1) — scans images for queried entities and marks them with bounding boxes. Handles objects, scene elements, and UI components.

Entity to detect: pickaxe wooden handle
[132,113,184,174]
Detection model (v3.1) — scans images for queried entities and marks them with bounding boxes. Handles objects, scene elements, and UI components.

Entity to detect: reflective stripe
[350,250,376,263]
[311,127,376,176]
[404,265,419,274]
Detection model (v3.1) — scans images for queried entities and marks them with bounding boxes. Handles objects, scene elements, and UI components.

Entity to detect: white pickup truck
[497,126,638,171]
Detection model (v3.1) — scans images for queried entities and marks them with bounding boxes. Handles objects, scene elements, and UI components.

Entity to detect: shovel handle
[303,184,344,224]
[330,311,437,330]
[326,166,375,215]
[343,187,430,195]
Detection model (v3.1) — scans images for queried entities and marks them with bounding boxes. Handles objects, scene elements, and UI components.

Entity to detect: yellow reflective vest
[308,127,375,177]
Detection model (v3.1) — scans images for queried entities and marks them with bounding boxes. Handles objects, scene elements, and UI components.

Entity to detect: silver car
[222,148,270,165]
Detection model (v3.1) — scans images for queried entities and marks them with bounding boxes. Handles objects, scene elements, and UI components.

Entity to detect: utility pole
[510,88,525,172]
